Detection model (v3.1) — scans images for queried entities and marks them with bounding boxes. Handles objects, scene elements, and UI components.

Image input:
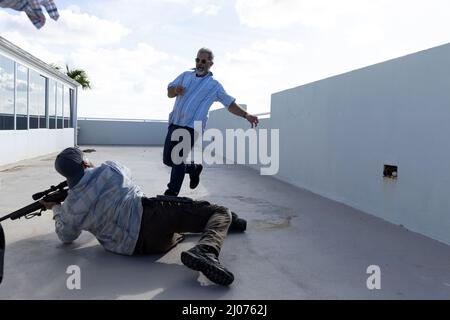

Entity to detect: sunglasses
[195,58,209,64]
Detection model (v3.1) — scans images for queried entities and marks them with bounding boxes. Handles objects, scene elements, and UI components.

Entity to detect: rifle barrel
[0,189,68,223]
[0,202,43,223]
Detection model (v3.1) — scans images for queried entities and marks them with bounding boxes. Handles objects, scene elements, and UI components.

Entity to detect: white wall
[208,43,450,245]
[77,119,167,146]
[0,129,75,166]
[206,108,272,168]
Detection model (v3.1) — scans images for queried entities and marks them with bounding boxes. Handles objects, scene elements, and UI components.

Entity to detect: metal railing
[77,117,168,123]
[254,112,271,119]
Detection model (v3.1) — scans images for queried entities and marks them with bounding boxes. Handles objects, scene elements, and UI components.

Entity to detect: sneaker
[164,189,178,196]
[189,164,203,189]
[181,245,234,286]
[229,211,247,232]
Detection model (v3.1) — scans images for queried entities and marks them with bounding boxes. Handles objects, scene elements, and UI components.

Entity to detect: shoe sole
[181,251,234,286]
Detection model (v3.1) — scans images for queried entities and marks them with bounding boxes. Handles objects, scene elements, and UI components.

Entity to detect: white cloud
[0,8,130,48]
[212,39,304,114]
[226,0,450,116]
[72,44,170,88]
[193,4,221,16]
[71,43,182,119]
[0,7,176,119]
[162,0,223,16]
[160,0,190,4]
[0,31,65,66]
[235,0,373,29]
[235,0,450,39]
[3,0,450,121]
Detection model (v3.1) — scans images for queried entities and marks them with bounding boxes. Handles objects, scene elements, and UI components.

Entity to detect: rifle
[0,181,68,223]
[0,181,68,284]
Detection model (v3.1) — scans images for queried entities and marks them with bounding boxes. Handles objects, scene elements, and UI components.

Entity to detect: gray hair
[197,47,214,61]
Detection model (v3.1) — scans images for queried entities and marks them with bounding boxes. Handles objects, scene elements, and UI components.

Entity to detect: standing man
[163,47,259,196]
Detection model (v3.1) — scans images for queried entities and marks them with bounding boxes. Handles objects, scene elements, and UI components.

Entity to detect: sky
[1,0,450,120]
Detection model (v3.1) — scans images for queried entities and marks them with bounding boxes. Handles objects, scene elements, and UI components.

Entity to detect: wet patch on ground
[223,195,295,214]
[226,195,297,217]
[251,216,294,230]
[207,195,299,231]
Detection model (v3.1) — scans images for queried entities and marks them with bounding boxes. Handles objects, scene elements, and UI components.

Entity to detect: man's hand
[168,86,186,98]
[82,159,95,168]
[245,114,259,128]
[228,102,259,127]
[174,86,186,96]
[39,200,58,210]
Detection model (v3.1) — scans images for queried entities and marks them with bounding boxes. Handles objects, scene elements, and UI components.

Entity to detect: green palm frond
[51,63,92,90]
[66,69,91,90]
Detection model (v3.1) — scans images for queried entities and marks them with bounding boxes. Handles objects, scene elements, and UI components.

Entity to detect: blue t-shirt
[168,69,235,129]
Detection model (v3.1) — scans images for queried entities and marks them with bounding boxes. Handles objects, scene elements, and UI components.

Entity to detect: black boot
[164,189,178,196]
[189,164,203,189]
[181,244,234,286]
[229,211,247,232]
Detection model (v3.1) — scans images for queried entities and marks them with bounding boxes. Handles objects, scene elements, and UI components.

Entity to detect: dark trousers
[133,197,231,255]
[0,224,4,284]
[163,124,199,195]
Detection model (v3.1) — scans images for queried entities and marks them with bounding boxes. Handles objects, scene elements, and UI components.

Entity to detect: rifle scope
[32,181,68,200]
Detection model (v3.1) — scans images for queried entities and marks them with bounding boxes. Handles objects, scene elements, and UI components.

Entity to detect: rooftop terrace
[0,146,449,299]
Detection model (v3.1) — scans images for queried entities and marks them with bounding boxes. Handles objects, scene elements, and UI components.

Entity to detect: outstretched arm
[227,102,259,128]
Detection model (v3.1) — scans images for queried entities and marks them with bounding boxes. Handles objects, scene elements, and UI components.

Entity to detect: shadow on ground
[1,232,232,299]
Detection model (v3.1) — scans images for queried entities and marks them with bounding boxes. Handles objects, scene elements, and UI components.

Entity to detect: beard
[196,66,207,76]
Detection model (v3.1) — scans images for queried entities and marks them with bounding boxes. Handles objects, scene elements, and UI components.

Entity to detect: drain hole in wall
[383,165,398,179]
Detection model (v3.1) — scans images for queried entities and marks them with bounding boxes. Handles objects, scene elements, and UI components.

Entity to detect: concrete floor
[0,146,450,299]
